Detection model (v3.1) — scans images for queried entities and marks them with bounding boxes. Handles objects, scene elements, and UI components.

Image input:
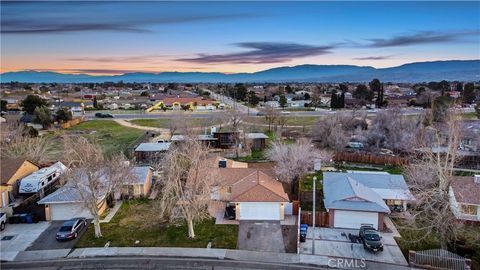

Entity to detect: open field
[76,200,238,249]
[128,118,214,128]
[67,120,144,156]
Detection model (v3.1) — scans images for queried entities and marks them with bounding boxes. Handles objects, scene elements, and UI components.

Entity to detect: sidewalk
[9,247,416,269]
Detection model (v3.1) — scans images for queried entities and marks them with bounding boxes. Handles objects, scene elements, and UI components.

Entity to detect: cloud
[1,2,254,34]
[365,30,479,47]
[64,55,166,63]
[352,55,394,60]
[59,69,152,75]
[177,42,333,64]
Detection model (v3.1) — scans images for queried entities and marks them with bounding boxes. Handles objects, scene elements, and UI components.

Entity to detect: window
[460,204,477,215]
[386,199,402,206]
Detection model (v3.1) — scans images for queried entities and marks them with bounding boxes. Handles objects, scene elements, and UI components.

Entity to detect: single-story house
[146,97,218,112]
[1,159,39,214]
[245,133,269,151]
[323,171,414,230]
[122,166,153,198]
[212,131,239,149]
[170,134,217,147]
[449,175,480,222]
[134,142,171,164]
[50,101,90,118]
[211,157,290,221]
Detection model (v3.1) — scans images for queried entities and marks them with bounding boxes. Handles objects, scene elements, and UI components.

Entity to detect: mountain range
[1,60,479,83]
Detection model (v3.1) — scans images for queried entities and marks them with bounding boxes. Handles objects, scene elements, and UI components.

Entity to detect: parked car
[94,112,114,118]
[359,225,383,252]
[56,218,87,241]
[0,213,6,231]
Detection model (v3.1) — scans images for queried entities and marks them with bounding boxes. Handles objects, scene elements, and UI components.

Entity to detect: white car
[280,111,291,114]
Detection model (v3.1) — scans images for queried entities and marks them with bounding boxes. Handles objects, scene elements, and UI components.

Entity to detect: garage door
[334,210,379,230]
[49,203,92,221]
[239,203,280,220]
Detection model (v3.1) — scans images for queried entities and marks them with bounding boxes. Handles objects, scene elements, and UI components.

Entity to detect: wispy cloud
[178,42,333,64]
[365,30,479,47]
[352,55,394,60]
[64,55,167,63]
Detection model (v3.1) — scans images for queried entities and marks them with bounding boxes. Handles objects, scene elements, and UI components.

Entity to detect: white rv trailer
[19,162,67,194]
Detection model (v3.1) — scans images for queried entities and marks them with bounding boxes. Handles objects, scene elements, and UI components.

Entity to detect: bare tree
[158,137,218,238]
[266,138,332,197]
[404,114,461,249]
[62,136,133,238]
[276,115,288,137]
[261,105,279,132]
[1,122,59,164]
[226,109,244,158]
[168,112,184,139]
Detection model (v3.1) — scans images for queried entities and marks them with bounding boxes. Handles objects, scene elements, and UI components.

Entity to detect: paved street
[1,256,326,269]
[26,221,87,251]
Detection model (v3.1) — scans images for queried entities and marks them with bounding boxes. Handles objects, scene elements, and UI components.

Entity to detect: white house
[323,171,414,231]
[449,175,480,222]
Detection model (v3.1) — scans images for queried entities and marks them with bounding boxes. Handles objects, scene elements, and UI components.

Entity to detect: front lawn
[68,120,144,156]
[76,200,238,249]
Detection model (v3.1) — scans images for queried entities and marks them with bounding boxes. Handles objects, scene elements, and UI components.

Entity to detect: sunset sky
[1,1,479,75]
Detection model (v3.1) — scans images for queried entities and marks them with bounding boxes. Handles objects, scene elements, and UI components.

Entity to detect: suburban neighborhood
[1,1,480,269]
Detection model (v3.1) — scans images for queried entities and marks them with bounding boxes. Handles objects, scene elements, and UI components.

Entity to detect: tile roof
[230,171,289,202]
[450,176,480,205]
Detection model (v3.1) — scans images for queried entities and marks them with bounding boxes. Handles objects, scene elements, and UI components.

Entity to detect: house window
[460,204,477,215]
[386,199,402,206]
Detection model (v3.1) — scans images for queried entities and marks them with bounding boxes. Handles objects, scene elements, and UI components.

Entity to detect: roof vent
[218,159,227,168]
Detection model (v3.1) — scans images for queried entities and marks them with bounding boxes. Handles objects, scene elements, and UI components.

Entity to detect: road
[1,257,326,270]
[203,88,259,115]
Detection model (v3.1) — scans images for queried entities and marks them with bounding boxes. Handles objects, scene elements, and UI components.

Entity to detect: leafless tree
[404,114,462,249]
[276,115,288,137]
[168,112,184,138]
[226,109,244,158]
[261,105,279,132]
[1,122,59,164]
[366,108,422,153]
[266,138,332,197]
[157,137,218,238]
[62,136,134,238]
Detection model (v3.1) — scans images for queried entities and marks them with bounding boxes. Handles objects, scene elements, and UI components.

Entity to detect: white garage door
[49,203,92,221]
[334,210,379,230]
[239,203,280,220]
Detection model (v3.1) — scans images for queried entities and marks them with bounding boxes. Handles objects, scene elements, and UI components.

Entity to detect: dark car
[359,225,383,252]
[94,112,114,118]
[56,218,87,241]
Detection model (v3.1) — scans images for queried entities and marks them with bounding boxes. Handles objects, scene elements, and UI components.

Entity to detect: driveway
[26,221,87,251]
[300,227,408,266]
[237,221,285,253]
[0,222,50,261]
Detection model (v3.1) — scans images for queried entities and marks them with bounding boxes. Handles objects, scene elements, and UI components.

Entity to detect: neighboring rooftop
[1,158,33,185]
[245,133,269,139]
[450,175,480,205]
[134,142,171,152]
[129,166,152,185]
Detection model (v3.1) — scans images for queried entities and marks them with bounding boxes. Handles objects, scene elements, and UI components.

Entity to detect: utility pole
[312,175,316,255]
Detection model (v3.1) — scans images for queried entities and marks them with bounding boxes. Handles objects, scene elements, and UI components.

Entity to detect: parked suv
[56,218,87,240]
[94,112,114,118]
[359,225,383,252]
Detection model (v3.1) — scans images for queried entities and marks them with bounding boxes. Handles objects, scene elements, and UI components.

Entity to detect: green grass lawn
[68,120,144,156]
[336,164,404,175]
[76,200,238,249]
[461,111,478,120]
[129,118,213,128]
[299,172,323,191]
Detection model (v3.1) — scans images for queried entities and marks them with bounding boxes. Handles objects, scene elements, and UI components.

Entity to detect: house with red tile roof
[210,157,291,222]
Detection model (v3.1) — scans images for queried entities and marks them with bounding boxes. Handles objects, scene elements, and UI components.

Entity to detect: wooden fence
[334,151,409,166]
[60,116,85,129]
[300,211,329,227]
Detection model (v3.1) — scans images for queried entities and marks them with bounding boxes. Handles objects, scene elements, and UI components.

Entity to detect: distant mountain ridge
[1,60,479,83]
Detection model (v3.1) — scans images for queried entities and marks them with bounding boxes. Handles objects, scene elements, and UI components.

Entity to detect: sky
[1,1,480,75]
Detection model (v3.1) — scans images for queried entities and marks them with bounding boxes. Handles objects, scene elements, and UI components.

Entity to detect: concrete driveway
[237,221,285,253]
[300,227,408,266]
[0,222,50,261]
[26,221,87,251]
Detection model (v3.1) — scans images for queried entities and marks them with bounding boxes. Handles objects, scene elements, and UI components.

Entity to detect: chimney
[475,175,480,184]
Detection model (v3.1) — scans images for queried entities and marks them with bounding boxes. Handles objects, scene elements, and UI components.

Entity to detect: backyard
[76,200,238,249]
[67,120,144,156]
